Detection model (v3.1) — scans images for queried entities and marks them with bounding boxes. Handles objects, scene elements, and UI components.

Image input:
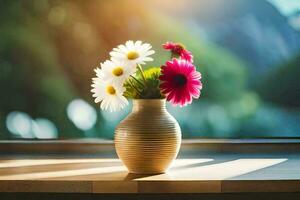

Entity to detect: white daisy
[110,40,155,66]
[95,60,136,85]
[91,78,128,112]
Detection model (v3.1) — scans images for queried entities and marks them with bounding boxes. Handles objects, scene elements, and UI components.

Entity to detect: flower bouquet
[91,41,202,174]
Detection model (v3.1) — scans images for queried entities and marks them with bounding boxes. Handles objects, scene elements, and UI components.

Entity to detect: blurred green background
[1,0,300,139]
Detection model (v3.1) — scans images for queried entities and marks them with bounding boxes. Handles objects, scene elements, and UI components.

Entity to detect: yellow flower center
[106,85,116,95]
[112,67,124,76]
[127,51,139,60]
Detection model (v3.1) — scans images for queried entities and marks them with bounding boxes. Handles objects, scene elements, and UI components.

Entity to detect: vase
[115,99,181,174]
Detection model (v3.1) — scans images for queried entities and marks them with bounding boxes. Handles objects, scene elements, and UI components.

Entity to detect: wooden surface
[0,153,299,193]
[1,139,300,155]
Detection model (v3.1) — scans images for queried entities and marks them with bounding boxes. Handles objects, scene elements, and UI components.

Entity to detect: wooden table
[0,140,299,199]
[0,155,299,193]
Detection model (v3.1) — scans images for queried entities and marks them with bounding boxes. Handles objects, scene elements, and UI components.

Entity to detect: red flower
[163,42,193,63]
[159,58,202,106]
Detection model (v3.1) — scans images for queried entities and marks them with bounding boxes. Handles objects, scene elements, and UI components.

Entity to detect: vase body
[115,99,181,174]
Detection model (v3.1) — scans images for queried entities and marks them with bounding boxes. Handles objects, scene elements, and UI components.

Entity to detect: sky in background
[269,0,300,15]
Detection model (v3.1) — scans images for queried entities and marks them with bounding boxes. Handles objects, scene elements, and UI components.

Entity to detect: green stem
[128,79,143,96]
[130,75,144,87]
[137,64,147,86]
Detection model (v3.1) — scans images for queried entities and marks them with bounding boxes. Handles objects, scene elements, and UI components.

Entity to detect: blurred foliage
[258,54,300,108]
[0,0,81,138]
[0,0,299,139]
[147,14,249,103]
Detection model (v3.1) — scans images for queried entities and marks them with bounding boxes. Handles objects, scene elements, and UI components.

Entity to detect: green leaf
[124,67,164,99]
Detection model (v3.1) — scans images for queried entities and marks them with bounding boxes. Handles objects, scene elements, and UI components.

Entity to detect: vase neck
[132,99,167,113]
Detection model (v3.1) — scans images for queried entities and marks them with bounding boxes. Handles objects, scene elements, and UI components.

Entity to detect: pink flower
[159,58,202,106]
[162,42,193,63]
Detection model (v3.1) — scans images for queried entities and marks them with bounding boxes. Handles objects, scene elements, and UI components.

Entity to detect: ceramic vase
[115,99,181,174]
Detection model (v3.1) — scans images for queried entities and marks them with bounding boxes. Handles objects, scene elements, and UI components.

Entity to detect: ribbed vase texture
[115,99,182,174]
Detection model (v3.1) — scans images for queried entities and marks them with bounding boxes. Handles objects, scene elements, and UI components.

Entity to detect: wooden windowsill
[0,138,300,155]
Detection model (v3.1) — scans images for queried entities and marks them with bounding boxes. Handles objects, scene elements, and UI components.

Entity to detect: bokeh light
[48,6,66,26]
[6,111,34,138]
[32,118,58,139]
[67,99,97,131]
[6,112,58,139]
